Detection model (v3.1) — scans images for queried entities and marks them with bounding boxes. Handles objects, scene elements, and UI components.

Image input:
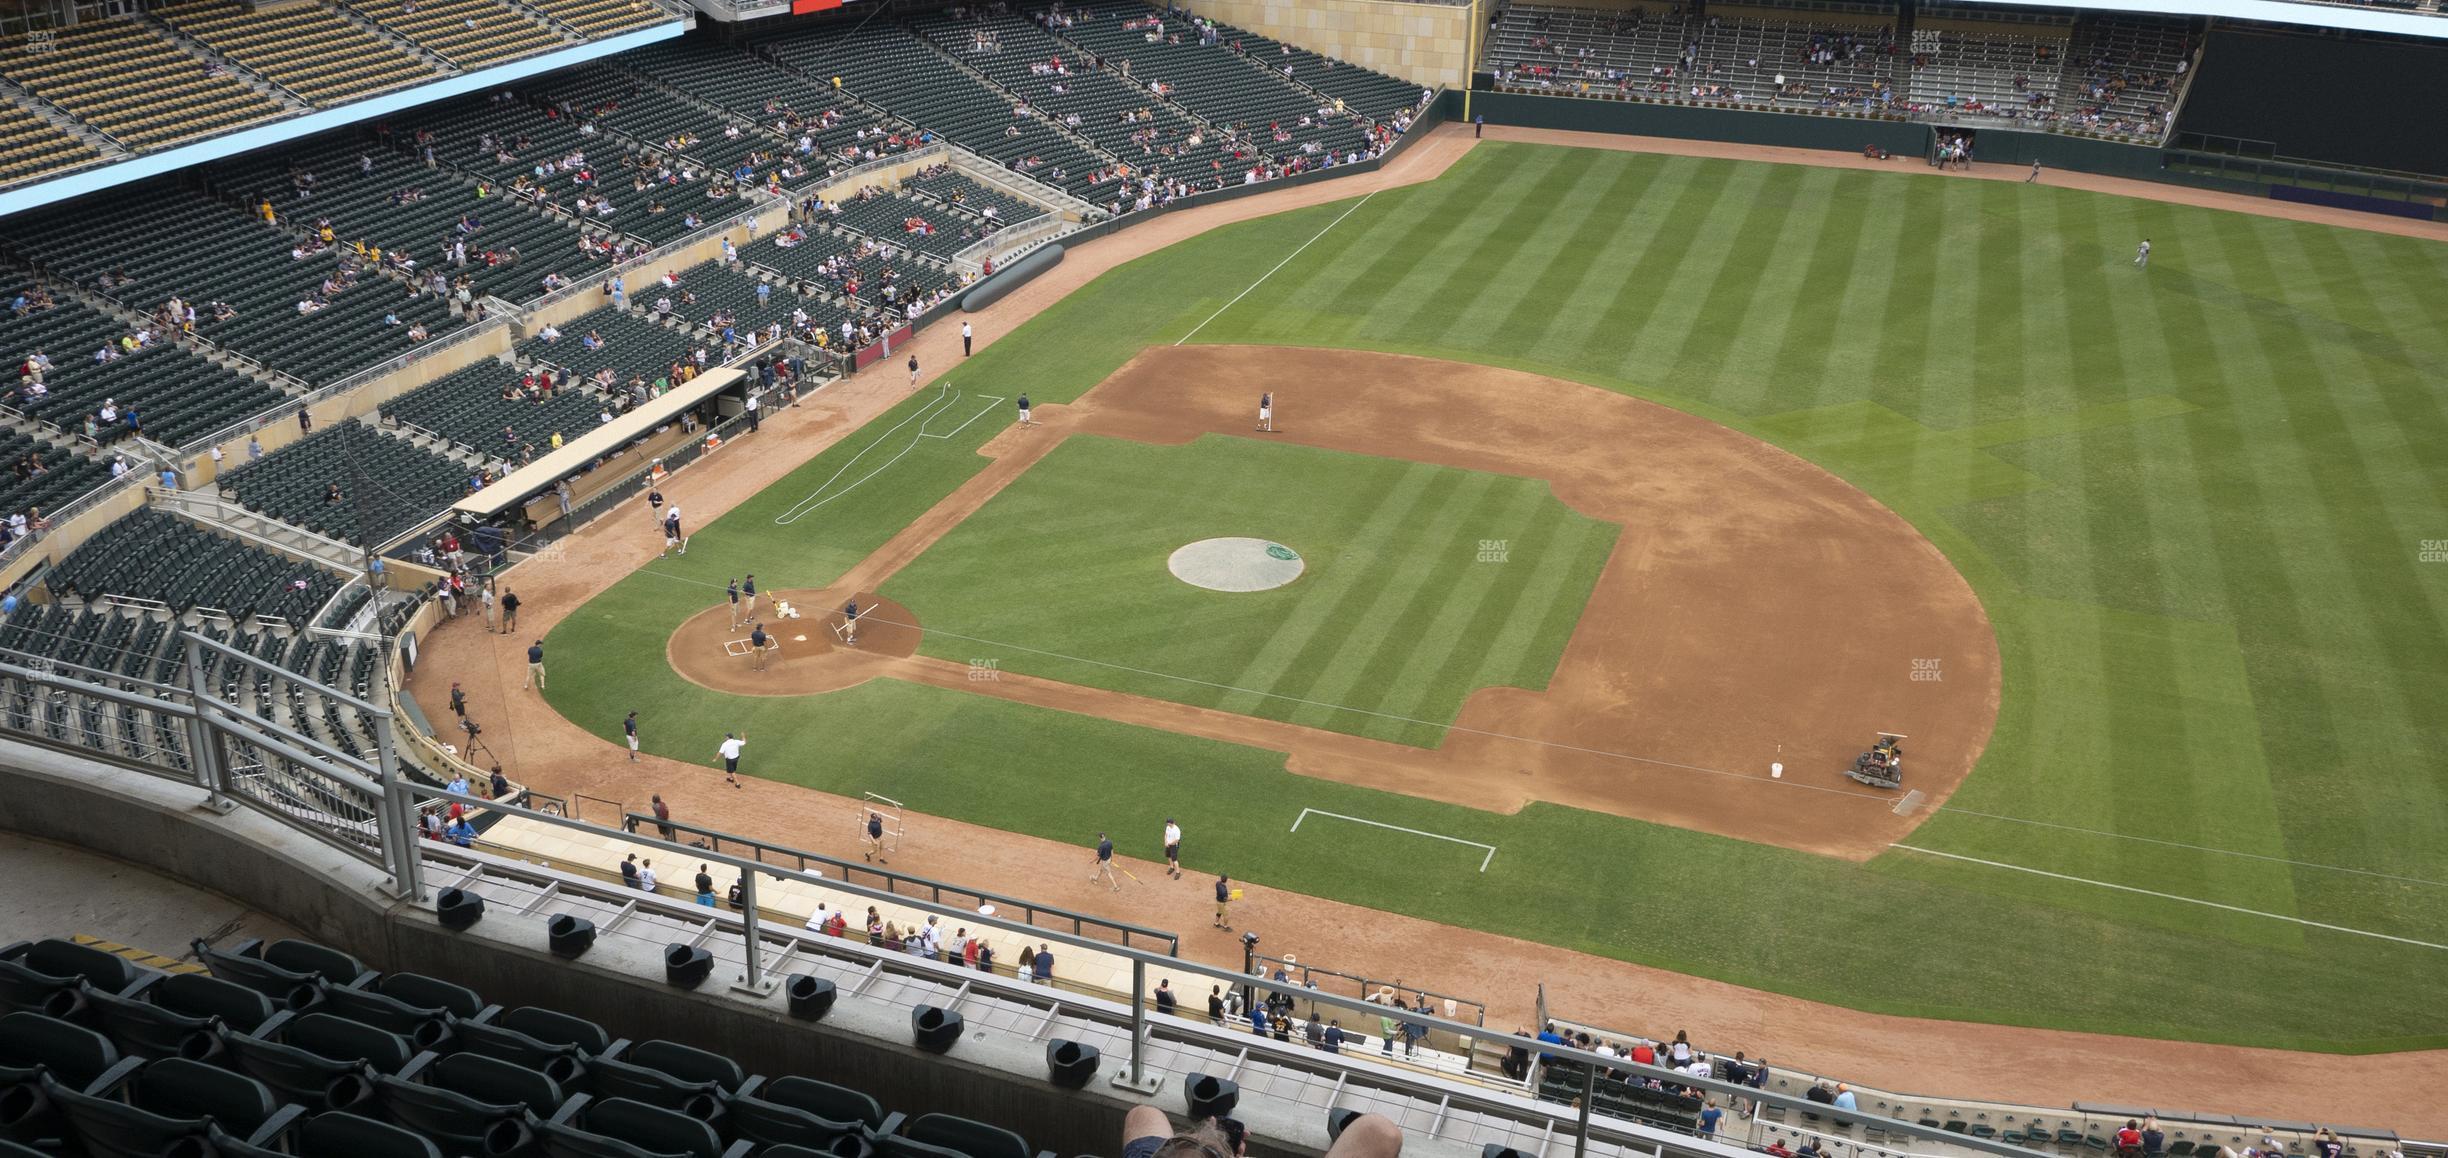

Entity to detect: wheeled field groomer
[1845,732,1906,788]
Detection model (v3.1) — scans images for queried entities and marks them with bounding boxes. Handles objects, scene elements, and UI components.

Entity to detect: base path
[411,121,2448,1131]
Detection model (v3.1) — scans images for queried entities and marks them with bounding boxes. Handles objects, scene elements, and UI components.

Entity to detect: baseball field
[539,139,2448,1053]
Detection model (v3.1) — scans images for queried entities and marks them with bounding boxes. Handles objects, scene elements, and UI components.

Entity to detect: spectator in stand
[1832,1084,1857,1112]
[2116,1121,2144,1158]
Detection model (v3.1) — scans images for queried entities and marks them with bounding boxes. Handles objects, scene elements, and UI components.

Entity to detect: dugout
[451,367,745,535]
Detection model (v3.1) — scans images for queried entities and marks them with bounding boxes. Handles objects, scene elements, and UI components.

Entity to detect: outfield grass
[546,142,2448,1050]
[878,435,1618,746]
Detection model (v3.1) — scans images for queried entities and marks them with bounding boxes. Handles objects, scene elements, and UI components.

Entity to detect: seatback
[0,1011,122,1090]
[149,971,278,1033]
[589,1054,723,1115]
[190,939,319,1009]
[763,1075,887,1132]
[372,1073,523,1151]
[285,1011,415,1075]
[729,1087,866,1151]
[376,972,485,1020]
[500,1007,615,1054]
[298,1110,444,1158]
[318,984,450,1049]
[585,1097,725,1158]
[455,1018,587,1085]
[133,1057,284,1134]
[259,940,372,987]
[41,1072,207,1158]
[218,1024,367,1110]
[19,941,140,994]
[627,1040,745,1092]
[81,988,217,1061]
[0,960,79,1018]
[431,1049,567,1116]
[907,1113,1031,1158]
[876,1134,973,1158]
[535,1114,685,1158]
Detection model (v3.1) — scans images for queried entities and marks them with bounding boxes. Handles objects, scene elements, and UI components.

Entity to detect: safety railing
[1251,949,1486,1027]
[417,789,2058,1158]
[622,812,1179,956]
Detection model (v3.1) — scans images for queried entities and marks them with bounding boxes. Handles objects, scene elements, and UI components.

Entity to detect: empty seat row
[0,19,287,151]
[153,0,442,108]
[0,934,1054,1158]
[218,421,472,547]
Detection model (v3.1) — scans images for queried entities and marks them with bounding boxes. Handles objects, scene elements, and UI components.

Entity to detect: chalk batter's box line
[1290,807,1495,873]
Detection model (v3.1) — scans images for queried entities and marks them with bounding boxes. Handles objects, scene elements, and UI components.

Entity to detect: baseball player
[2134,238,2151,268]
[1257,391,1273,433]
[662,505,686,556]
[1163,818,1183,879]
[624,710,640,761]
[841,598,861,645]
[1016,393,1033,426]
[1090,831,1121,891]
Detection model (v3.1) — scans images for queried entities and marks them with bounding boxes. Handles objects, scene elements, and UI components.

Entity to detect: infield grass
[878,435,1617,746]
[547,142,2448,1050]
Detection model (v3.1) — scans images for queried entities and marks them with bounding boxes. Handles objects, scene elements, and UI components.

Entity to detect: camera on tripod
[461,718,482,738]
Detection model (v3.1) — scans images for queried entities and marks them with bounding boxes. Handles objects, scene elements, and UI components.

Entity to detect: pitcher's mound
[667,590,922,696]
[1169,538,1304,592]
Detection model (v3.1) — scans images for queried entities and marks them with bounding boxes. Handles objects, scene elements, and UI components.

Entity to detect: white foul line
[1889,845,2448,951]
[772,384,1004,526]
[1174,190,1379,347]
[1292,807,1495,873]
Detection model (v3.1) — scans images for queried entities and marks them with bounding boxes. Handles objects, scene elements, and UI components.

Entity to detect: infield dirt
[664,345,2001,861]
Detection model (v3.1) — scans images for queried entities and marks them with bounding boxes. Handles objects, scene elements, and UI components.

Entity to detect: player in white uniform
[1257,391,1273,432]
[2135,239,2151,268]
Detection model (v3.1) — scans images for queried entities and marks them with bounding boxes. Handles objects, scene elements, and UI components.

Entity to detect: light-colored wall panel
[1187,0,1475,89]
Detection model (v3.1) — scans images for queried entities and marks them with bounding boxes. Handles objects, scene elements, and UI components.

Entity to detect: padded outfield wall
[2176,27,2448,179]
[1450,91,2166,176]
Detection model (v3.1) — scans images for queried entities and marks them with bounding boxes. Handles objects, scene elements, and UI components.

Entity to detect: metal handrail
[419,785,2046,1158]
[622,812,1180,956]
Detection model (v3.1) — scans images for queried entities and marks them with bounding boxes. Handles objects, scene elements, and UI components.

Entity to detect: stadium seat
[728,1080,874,1151]
[430,1048,570,1116]
[80,986,222,1062]
[191,936,322,1010]
[0,938,140,1017]
[371,1058,533,1155]
[145,970,279,1034]
[748,1075,897,1136]
[42,1057,304,1158]
[0,1010,141,1093]
[372,972,490,1021]
[249,938,375,988]
[215,1015,380,1112]
[902,1112,1035,1158]
[539,1093,754,1158]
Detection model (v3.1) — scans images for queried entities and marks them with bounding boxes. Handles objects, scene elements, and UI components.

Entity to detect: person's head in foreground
[1123,1106,1399,1158]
